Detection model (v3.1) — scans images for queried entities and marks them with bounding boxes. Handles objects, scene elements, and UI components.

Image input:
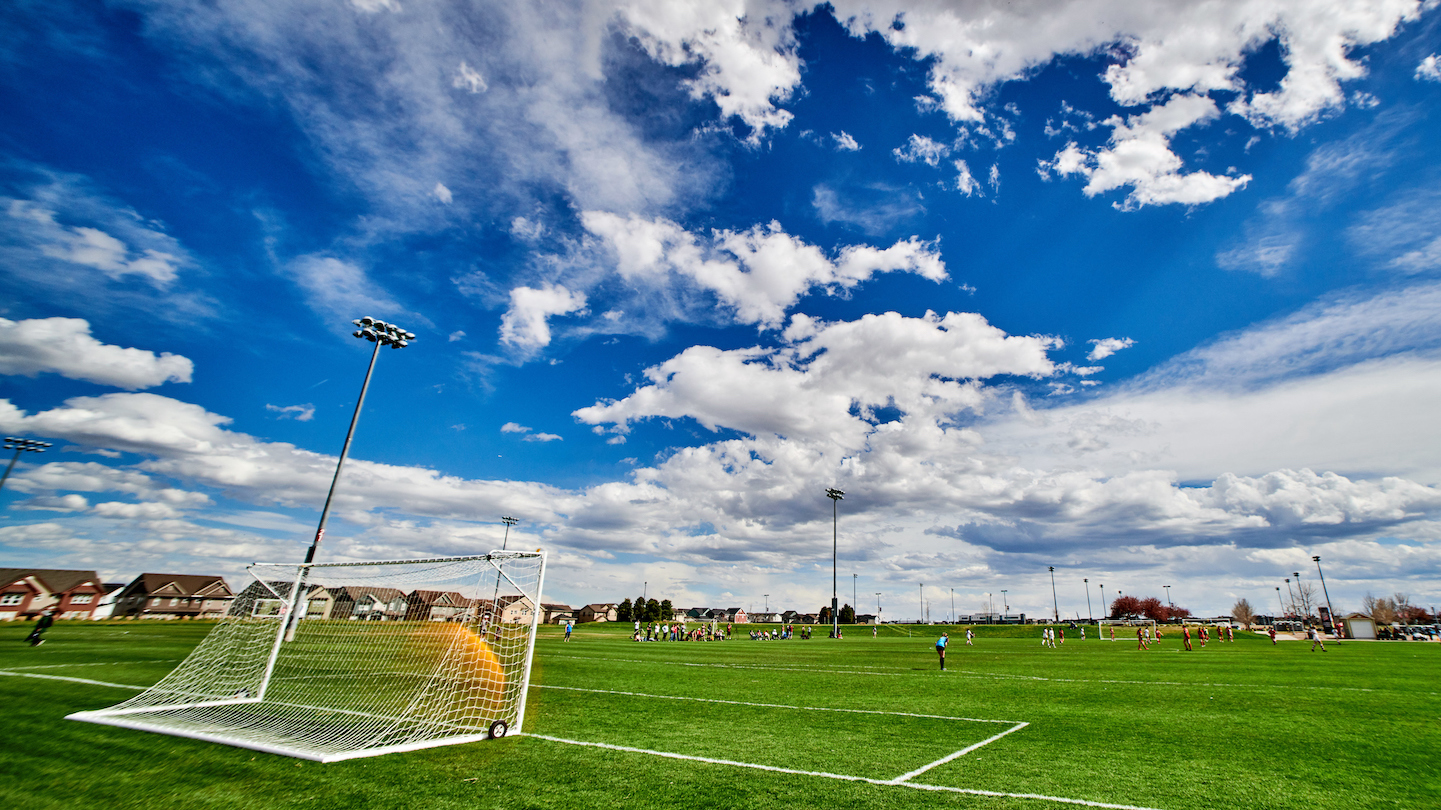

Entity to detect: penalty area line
[521,732,1165,810]
[885,721,1029,784]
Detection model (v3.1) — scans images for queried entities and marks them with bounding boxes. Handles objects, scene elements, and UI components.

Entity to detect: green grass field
[3,620,1437,810]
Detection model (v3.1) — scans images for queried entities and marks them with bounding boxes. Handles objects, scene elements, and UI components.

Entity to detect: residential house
[781,610,801,624]
[855,614,878,625]
[725,608,748,623]
[114,573,233,619]
[577,603,618,623]
[684,607,712,620]
[88,583,129,620]
[542,603,575,624]
[0,569,108,621]
[497,595,537,624]
[329,586,408,621]
[405,590,477,621]
[749,611,781,623]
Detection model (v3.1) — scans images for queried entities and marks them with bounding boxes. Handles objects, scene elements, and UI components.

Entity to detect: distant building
[406,590,477,621]
[781,610,801,623]
[855,614,878,624]
[749,611,781,623]
[0,568,108,621]
[577,603,617,623]
[726,607,748,623]
[541,603,574,624]
[1343,612,1377,640]
[328,586,407,621]
[115,573,233,619]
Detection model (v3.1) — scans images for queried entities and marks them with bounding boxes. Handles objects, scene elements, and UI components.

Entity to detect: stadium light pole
[826,488,844,638]
[919,582,924,625]
[0,437,51,496]
[1284,577,1296,617]
[499,516,518,550]
[853,573,858,619]
[1002,589,1009,614]
[1049,566,1059,623]
[764,594,769,613]
[1083,580,1091,622]
[1163,585,1172,607]
[1276,586,1284,616]
[875,592,882,619]
[1099,582,1105,618]
[1313,556,1336,635]
[303,317,414,566]
[950,588,954,623]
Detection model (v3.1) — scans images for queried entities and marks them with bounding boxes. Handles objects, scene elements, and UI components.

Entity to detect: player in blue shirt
[936,632,949,670]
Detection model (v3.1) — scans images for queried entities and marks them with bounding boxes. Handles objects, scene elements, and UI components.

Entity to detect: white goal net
[69,551,546,762]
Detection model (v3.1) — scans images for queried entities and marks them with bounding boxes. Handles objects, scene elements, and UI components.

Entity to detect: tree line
[1109,595,1192,622]
[615,597,673,623]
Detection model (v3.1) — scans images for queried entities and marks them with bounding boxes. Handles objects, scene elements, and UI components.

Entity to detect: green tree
[616,598,633,623]
[839,603,855,624]
[643,598,661,622]
[818,605,832,623]
[659,599,674,620]
[635,594,647,622]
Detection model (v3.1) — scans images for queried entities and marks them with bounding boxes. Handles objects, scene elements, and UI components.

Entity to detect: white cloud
[288,255,405,323]
[616,0,804,139]
[831,131,861,151]
[581,212,947,328]
[500,422,531,433]
[448,330,466,342]
[13,494,90,512]
[92,501,185,520]
[953,160,980,196]
[431,182,453,203]
[1087,337,1135,361]
[1418,54,1441,82]
[575,309,1059,447]
[498,283,588,349]
[0,317,193,390]
[523,432,563,442]
[1040,94,1251,209]
[266,403,316,422]
[6,199,185,285]
[892,134,949,166]
[452,61,487,93]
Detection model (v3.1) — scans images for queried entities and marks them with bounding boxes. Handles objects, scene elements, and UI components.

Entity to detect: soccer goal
[69,551,546,762]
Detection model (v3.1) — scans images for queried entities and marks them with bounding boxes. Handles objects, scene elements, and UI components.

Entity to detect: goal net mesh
[69,552,546,762]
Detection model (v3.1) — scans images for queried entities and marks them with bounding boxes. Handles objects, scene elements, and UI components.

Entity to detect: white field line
[532,683,1019,724]
[13,665,1163,808]
[1,659,179,671]
[545,653,1414,695]
[523,732,1164,810]
[885,721,1029,784]
[0,669,146,690]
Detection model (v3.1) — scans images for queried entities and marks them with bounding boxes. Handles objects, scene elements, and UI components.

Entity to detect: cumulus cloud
[498,283,588,349]
[892,134,950,166]
[1087,337,1135,361]
[1418,54,1441,82]
[1040,94,1250,209]
[831,131,861,151]
[523,432,563,442]
[6,199,185,285]
[0,317,193,389]
[575,309,1059,447]
[581,212,947,328]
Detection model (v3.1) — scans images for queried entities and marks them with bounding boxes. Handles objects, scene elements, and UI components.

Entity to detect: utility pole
[1083,579,1091,622]
[919,582,924,625]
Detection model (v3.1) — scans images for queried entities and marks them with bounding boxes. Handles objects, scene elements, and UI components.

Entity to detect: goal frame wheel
[488,720,509,739]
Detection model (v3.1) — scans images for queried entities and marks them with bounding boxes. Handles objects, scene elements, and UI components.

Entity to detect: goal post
[69,551,546,762]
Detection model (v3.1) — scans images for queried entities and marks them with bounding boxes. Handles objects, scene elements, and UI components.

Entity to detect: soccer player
[1080,626,1086,641]
[564,619,573,641]
[1183,625,1193,651]
[1268,625,1277,645]
[1136,626,1146,651]
[1310,626,1328,652]
[936,632,949,670]
[26,606,58,647]
[1058,627,1065,646]
[966,628,974,646]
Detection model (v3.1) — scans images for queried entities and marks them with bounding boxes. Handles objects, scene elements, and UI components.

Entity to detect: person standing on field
[1310,626,1328,652]
[936,632,949,670]
[564,619,573,641]
[1269,624,1277,645]
[966,628,974,646]
[1183,625,1193,651]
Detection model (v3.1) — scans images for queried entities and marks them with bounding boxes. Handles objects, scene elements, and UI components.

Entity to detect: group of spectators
[632,620,730,642]
[748,624,811,640]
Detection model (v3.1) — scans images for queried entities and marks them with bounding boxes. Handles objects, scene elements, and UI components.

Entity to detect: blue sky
[2,0,1440,619]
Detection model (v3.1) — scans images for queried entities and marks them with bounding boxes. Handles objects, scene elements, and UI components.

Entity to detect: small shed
[1343,613,1377,640]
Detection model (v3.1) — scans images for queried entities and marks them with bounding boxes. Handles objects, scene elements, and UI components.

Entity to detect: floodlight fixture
[1048,566,1059,623]
[1313,555,1336,633]
[500,516,519,551]
[1,437,52,496]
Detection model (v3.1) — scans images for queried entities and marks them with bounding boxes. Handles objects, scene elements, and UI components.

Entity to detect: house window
[70,594,93,604]
[0,593,23,606]
[169,598,178,607]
